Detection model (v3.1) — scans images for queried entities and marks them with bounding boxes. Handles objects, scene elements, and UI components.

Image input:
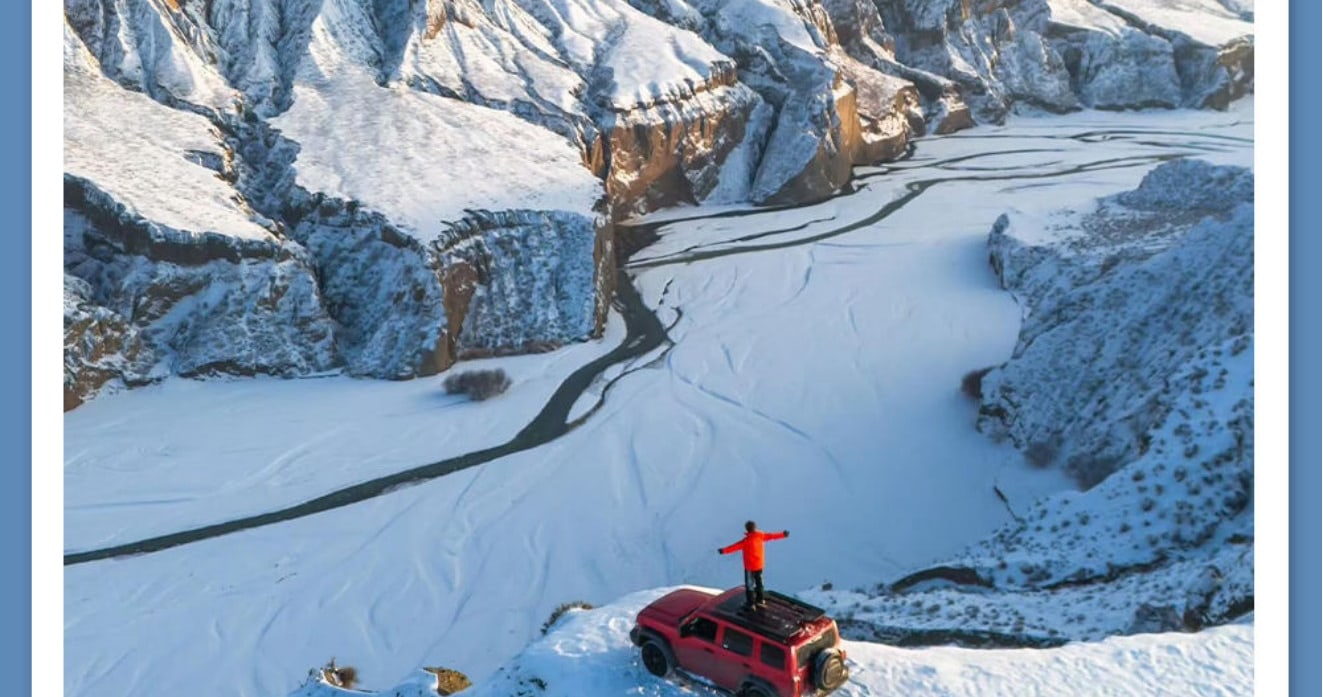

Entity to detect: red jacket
[720,530,788,571]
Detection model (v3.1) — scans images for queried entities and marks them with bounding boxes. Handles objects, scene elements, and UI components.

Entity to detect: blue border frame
[7,1,31,692]
[27,3,1320,697]
[1289,0,1322,694]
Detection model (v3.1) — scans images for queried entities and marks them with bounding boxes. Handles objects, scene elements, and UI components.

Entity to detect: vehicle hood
[638,588,713,624]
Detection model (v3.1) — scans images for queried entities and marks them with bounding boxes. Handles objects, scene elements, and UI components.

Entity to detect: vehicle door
[672,614,722,682]
[755,639,790,695]
[710,624,759,690]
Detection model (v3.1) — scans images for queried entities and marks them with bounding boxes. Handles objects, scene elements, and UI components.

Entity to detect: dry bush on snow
[443,368,512,401]
[961,367,995,400]
[319,658,358,689]
[541,601,594,635]
[424,666,472,695]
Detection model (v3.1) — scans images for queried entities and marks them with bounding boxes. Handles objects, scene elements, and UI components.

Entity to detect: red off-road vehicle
[629,587,849,697]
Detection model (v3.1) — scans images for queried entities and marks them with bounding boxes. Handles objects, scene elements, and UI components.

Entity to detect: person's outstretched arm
[764,530,789,541]
[718,540,744,554]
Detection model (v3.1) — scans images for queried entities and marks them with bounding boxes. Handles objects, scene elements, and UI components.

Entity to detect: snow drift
[283,587,1253,696]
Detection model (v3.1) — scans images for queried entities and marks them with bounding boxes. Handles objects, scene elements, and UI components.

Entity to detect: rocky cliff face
[63,272,155,411]
[874,0,1253,121]
[978,158,1253,490]
[969,157,1252,614]
[61,0,1253,406]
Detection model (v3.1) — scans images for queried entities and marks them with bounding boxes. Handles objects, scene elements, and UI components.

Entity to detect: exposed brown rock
[63,275,156,410]
[933,96,976,134]
[832,48,925,162]
[602,67,761,216]
[424,666,472,695]
[436,260,480,373]
[1204,38,1254,109]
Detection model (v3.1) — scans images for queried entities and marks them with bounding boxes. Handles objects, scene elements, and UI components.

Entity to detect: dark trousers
[744,569,765,605]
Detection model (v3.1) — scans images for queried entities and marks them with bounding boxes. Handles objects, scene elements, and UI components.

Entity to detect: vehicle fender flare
[635,627,671,650]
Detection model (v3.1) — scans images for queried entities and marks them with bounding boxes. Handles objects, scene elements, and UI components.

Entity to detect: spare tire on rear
[813,648,848,691]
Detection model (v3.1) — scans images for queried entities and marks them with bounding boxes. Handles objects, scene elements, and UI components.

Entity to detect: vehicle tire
[640,639,674,678]
[813,648,848,691]
[739,684,773,697]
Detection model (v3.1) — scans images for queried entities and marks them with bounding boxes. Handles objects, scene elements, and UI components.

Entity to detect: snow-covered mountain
[61,0,1253,407]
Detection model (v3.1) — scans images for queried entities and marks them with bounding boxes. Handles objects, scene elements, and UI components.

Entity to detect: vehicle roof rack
[711,590,827,643]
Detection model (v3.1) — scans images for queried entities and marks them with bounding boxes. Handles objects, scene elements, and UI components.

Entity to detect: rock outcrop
[873,0,1253,122]
[978,158,1253,490]
[958,158,1252,620]
[285,200,611,377]
[64,183,341,397]
[63,273,155,411]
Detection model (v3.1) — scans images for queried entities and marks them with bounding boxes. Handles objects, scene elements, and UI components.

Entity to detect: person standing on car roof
[718,521,789,608]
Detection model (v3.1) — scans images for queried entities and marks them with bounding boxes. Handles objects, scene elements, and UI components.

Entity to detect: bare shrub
[319,658,358,689]
[961,366,995,400]
[424,666,472,695]
[1024,440,1058,468]
[1066,452,1124,489]
[541,601,594,635]
[443,368,512,401]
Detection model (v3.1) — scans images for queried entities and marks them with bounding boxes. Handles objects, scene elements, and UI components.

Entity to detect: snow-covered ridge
[980,158,1252,494]
[64,35,270,244]
[284,587,1253,696]
[269,70,603,243]
[812,158,1253,649]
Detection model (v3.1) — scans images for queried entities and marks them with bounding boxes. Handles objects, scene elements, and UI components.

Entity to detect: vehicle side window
[690,616,718,643]
[760,642,786,670]
[721,627,754,657]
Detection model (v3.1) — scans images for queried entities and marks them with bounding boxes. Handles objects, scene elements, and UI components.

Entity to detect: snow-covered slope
[288,587,1253,696]
[64,38,267,242]
[63,23,340,406]
[803,157,1254,650]
[270,71,602,243]
[979,158,1253,492]
[61,0,1254,406]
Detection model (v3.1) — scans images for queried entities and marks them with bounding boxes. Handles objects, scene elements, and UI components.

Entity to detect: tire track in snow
[671,367,850,487]
[627,434,651,511]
